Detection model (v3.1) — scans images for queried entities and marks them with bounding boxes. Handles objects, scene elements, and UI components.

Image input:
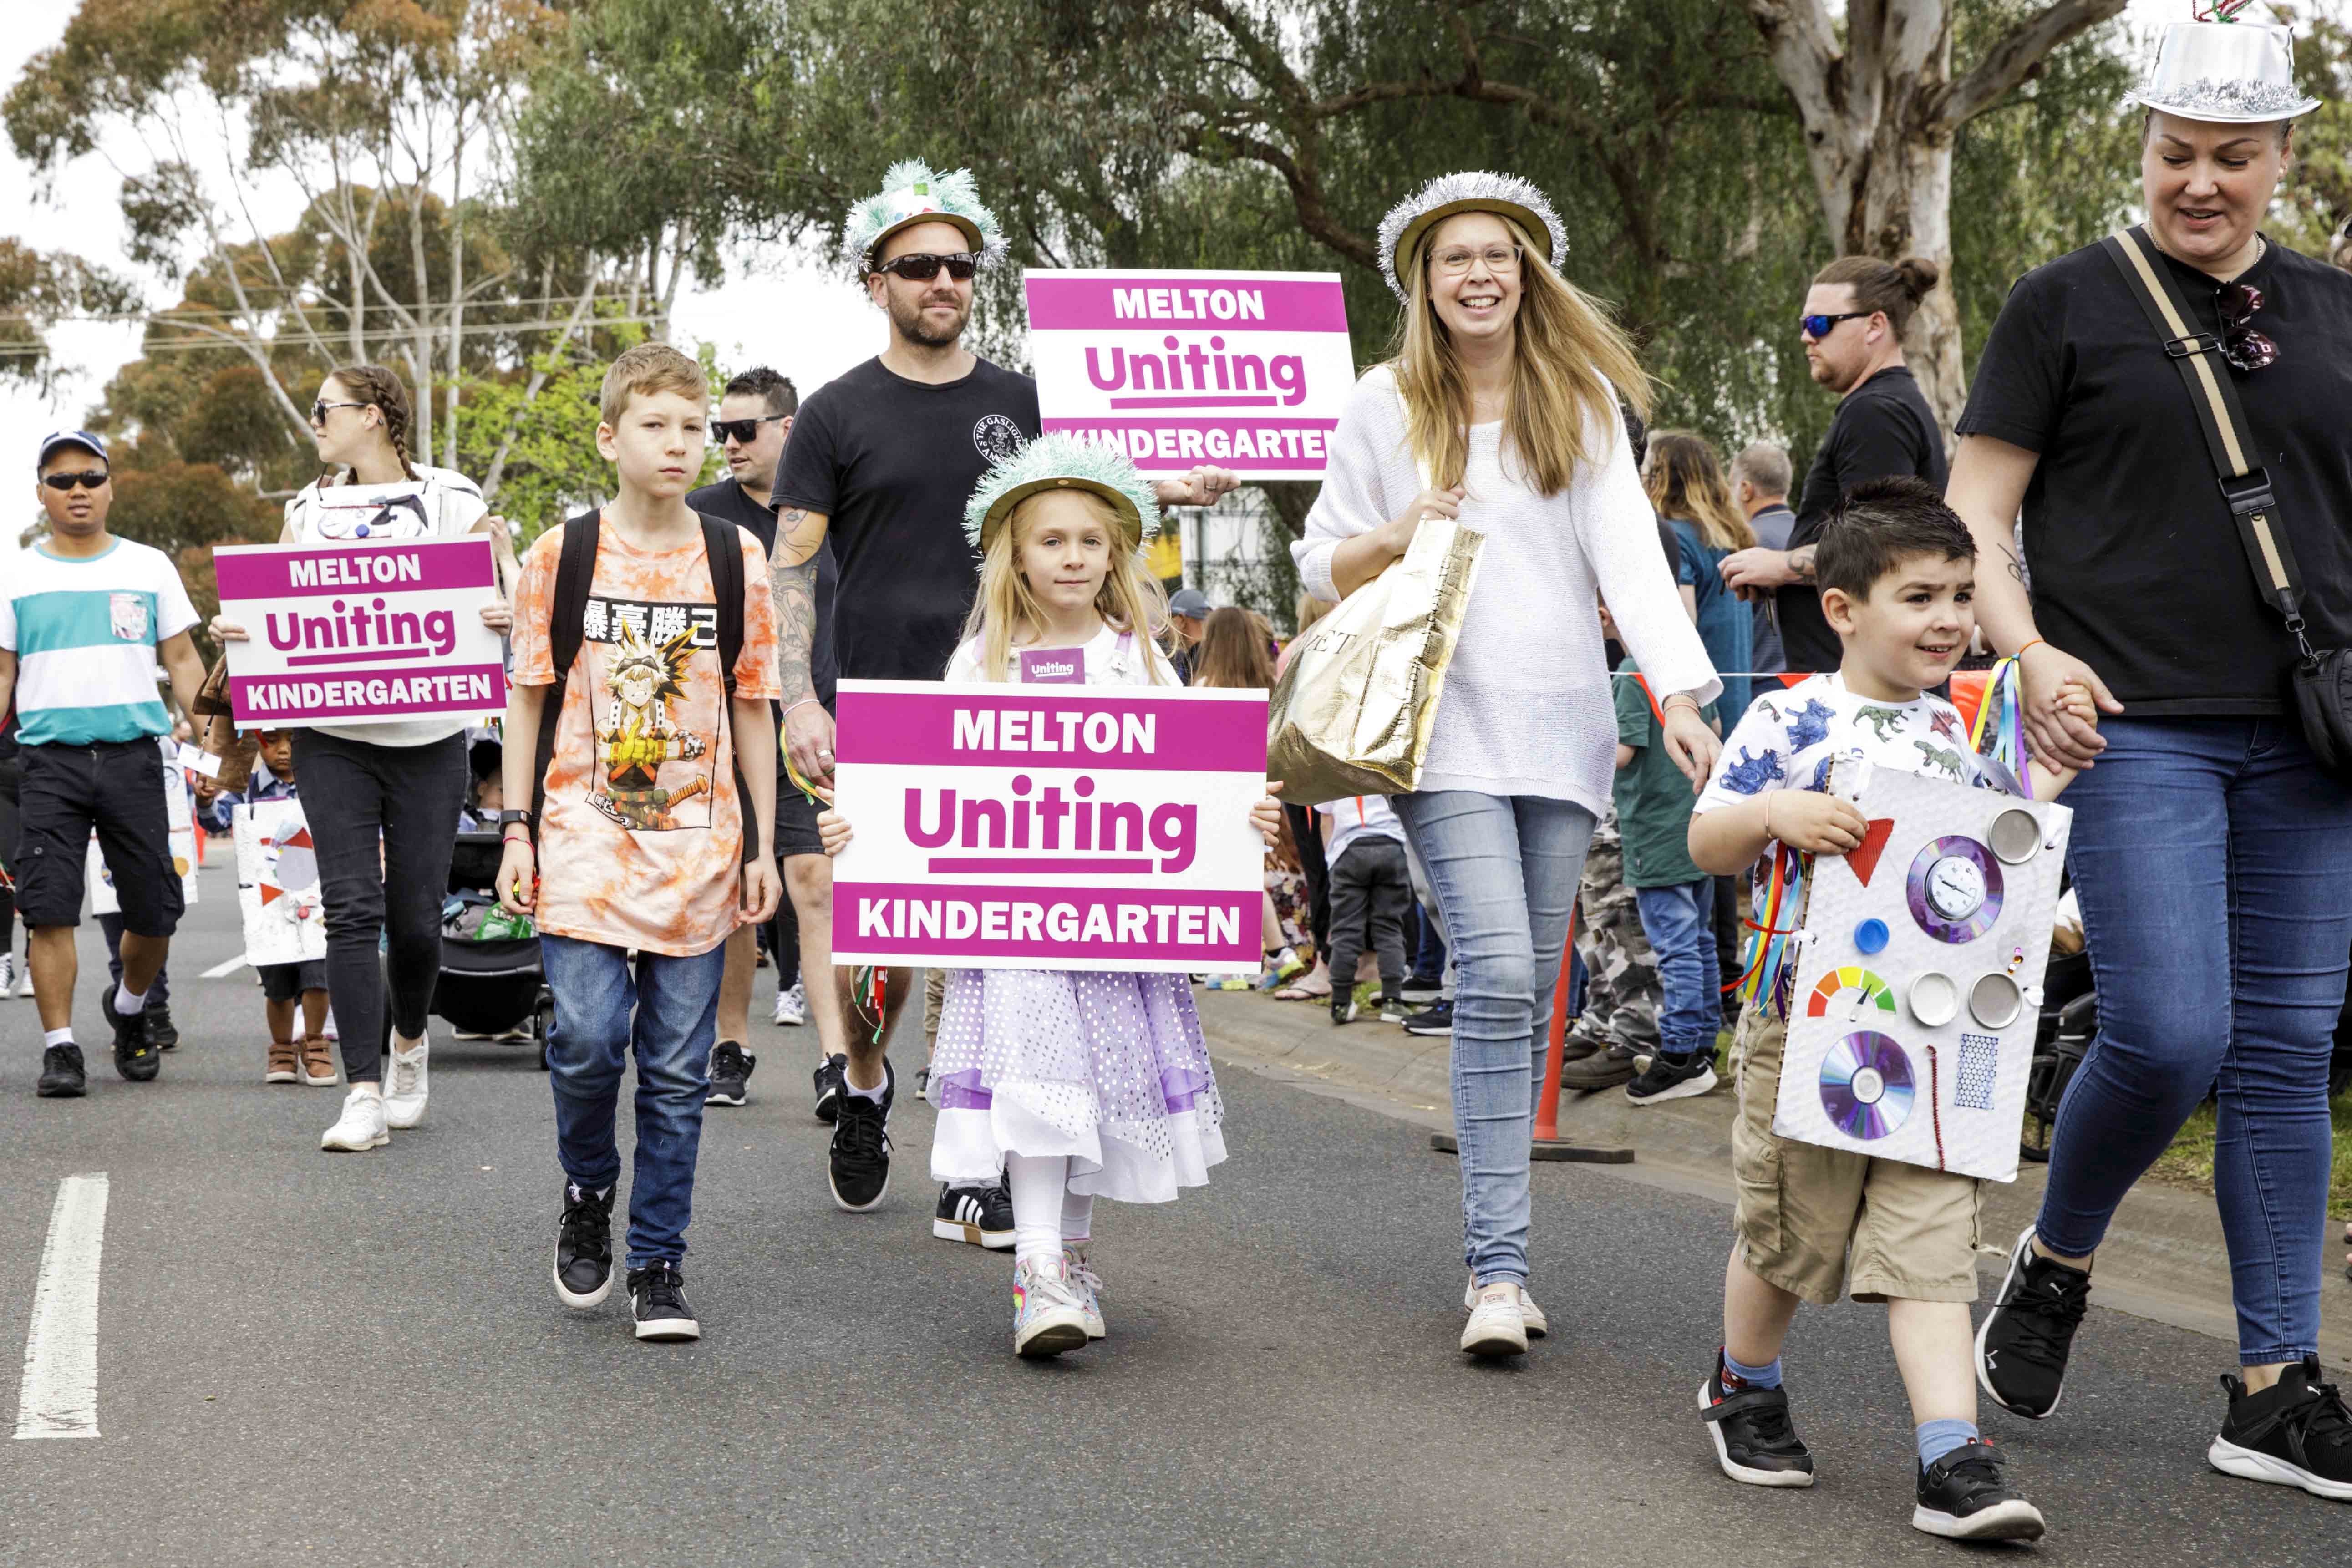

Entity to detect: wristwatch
[497,809,533,838]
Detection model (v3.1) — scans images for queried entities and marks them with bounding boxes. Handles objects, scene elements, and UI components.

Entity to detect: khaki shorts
[1731,1010,1983,1306]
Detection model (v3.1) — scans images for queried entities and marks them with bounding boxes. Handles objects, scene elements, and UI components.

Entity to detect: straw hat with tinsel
[1377,171,1567,305]
[964,432,1160,556]
[843,159,1006,274]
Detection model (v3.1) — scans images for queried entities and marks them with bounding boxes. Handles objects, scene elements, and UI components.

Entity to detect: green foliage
[0,238,140,389]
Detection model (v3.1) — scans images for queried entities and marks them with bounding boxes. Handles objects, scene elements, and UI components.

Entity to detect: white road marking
[14,1173,110,1440]
[201,954,251,979]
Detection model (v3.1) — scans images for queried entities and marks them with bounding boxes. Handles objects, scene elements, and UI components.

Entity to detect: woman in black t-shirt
[1951,50,2352,1495]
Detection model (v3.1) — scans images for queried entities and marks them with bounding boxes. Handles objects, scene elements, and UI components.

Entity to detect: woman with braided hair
[212,364,519,1152]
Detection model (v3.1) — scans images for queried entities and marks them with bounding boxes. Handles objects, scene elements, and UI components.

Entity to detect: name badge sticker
[1019,649,1087,685]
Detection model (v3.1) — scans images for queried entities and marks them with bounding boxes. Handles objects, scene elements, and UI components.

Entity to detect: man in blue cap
[1166,587,1212,684]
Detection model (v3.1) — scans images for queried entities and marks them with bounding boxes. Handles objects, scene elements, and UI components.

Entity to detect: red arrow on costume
[259,883,283,905]
[1847,818,1897,886]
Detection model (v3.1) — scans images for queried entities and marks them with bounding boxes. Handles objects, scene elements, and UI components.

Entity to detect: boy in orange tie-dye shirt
[499,344,782,1343]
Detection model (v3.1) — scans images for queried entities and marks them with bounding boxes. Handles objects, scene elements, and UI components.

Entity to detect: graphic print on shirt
[584,594,720,831]
[109,593,148,642]
[1782,697,1834,753]
[971,413,1026,463]
[1718,746,1787,797]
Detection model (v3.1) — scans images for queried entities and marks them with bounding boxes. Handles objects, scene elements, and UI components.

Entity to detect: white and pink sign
[829,679,1270,974]
[1025,269,1355,475]
[215,538,507,727]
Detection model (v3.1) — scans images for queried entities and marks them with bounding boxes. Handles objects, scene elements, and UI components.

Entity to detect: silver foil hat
[1377,171,1567,304]
[2134,21,2320,124]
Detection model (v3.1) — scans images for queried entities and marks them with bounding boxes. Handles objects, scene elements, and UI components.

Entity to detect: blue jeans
[540,935,727,1269]
[2037,718,2352,1364]
[1633,880,1719,1061]
[1393,792,1596,1289]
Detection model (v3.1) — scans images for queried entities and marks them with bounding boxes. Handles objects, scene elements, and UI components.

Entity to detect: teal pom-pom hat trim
[964,431,1162,556]
[843,159,1006,274]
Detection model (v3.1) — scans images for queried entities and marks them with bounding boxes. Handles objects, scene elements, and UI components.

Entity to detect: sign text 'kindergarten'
[829,679,1269,974]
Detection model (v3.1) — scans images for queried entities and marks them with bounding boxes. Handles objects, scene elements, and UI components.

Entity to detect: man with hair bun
[1718,257,1948,675]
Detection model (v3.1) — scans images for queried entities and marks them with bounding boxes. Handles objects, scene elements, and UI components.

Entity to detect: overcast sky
[0,0,2332,478]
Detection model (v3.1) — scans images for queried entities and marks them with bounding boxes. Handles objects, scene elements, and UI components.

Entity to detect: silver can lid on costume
[2133,20,2319,123]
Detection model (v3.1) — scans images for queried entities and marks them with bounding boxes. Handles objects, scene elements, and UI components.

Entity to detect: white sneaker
[1460,1282,1531,1357]
[1012,1255,1092,1359]
[0,953,14,997]
[1065,1243,1108,1340]
[320,1086,389,1152]
[16,963,34,998]
[773,981,806,1027]
[1465,1274,1547,1339]
[383,1037,429,1129]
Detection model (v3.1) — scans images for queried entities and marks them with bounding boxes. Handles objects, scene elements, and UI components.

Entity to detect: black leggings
[293,730,467,1081]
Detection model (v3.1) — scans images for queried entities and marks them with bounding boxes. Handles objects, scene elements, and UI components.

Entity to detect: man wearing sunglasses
[1,431,208,1097]
[768,160,1240,1226]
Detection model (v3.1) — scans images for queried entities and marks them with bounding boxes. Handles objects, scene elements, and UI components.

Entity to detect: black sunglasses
[1798,310,1873,340]
[2215,282,2277,373]
[41,471,109,491]
[711,414,787,445]
[874,251,977,283]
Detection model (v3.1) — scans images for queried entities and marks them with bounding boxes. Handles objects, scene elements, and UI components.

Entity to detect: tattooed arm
[770,505,836,787]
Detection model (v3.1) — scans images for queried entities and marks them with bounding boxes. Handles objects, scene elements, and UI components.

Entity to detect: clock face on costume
[1906,836,2005,943]
[1925,856,1987,920]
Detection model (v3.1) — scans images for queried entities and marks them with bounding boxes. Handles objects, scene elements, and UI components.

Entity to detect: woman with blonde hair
[1646,430,1757,719]
[1295,171,1720,1358]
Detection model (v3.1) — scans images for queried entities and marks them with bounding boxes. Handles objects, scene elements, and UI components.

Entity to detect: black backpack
[530,510,757,863]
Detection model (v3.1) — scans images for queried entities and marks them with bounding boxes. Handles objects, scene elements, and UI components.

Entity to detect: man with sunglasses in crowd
[766,160,1239,1231]
[1,431,207,1097]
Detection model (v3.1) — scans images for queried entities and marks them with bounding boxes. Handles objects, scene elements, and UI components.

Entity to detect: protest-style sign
[830,679,1269,974]
[214,537,506,728]
[1025,269,1354,476]
[234,800,326,966]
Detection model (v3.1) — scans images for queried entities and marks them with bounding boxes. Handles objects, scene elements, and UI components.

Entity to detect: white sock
[114,983,147,1015]
[44,1027,74,1049]
[847,1070,888,1103]
[1060,1188,1095,1245]
[1006,1152,1070,1267]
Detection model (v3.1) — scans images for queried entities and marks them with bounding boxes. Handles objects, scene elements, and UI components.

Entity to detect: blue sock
[1721,1349,1782,1390]
[1916,1418,1979,1468]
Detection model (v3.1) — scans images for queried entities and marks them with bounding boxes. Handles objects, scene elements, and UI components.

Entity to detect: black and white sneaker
[1912,1439,2045,1541]
[706,1040,756,1106]
[36,1044,87,1099]
[628,1261,700,1341]
[1331,996,1358,1025]
[1626,1052,1718,1106]
[1402,1000,1453,1036]
[1975,1226,2090,1419]
[934,1180,1016,1248]
[1377,994,1409,1023]
[812,1052,848,1122]
[552,1182,615,1308]
[1697,1359,1815,1488]
[2208,1356,2352,1502]
[146,1005,180,1052]
[101,990,159,1081]
[828,1061,894,1213]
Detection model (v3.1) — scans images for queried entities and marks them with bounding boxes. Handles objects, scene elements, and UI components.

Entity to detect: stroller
[422,831,554,1068]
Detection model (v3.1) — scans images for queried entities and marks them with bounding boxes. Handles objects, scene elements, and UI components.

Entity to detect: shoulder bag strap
[533,510,602,827]
[698,516,756,866]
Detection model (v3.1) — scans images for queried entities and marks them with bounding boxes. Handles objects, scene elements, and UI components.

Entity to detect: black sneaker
[1975,1226,2090,1419]
[1559,1041,1637,1092]
[1331,996,1359,1025]
[101,990,159,1082]
[706,1040,756,1106]
[147,1005,180,1052]
[934,1179,1016,1249]
[2207,1356,2352,1502]
[1697,1359,1815,1488]
[552,1182,615,1308]
[36,1044,87,1099]
[813,1052,848,1122]
[828,1061,894,1213]
[627,1261,700,1341]
[1402,1000,1453,1036]
[1912,1439,2046,1541]
[1627,1052,1718,1106]
[1400,981,1443,1005]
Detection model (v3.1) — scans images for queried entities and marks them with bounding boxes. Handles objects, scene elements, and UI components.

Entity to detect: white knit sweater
[1293,366,1721,816]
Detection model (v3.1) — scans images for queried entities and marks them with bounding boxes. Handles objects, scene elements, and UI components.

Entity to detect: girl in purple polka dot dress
[819,435,1281,1358]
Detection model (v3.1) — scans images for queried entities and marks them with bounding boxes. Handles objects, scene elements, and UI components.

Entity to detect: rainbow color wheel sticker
[1807,966,1898,1022]
[1819,1031,1915,1141]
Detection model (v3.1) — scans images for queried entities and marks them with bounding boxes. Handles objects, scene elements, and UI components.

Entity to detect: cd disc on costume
[1907,836,2005,943]
[1819,1031,1915,1141]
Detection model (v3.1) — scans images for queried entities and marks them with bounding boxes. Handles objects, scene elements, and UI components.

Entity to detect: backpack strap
[531,510,602,828]
[699,515,756,865]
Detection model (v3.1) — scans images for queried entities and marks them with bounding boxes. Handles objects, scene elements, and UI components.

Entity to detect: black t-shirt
[1957,237,2352,716]
[771,355,1041,685]
[1779,366,1949,672]
[687,476,839,703]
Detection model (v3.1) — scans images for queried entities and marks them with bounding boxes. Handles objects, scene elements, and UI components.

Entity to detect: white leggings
[1004,1152,1096,1265]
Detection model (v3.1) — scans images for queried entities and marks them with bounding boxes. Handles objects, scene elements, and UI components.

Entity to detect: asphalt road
[3,864,2347,1566]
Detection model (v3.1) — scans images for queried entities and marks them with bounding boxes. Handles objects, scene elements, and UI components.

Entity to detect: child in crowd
[1315,794,1411,1025]
[497,343,782,1343]
[458,738,504,831]
[1687,477,2095,1542]
[818,434,1281,1359]
[196,730,335,1087]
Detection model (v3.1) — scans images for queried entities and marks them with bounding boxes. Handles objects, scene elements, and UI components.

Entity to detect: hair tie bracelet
[783,697,827,722]
[1661,693,1701,715]
[2014,638,2047,660]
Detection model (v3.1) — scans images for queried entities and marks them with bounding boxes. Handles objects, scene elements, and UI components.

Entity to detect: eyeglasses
[2215,281,2277,373]
[1432,244,1523,276]
[873,251,977,282]
[711,414,787,446]
[41,470,108,492]
[1798,311,1873,340]
[310,399,368,426]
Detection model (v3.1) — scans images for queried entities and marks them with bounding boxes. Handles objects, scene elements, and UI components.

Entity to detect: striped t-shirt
[0,538,198,746]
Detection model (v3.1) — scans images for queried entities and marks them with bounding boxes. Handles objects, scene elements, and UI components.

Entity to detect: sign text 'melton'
[951,706,1156,755]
